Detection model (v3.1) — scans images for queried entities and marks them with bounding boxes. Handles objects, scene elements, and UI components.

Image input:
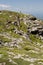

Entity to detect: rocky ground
[0,10,43,65]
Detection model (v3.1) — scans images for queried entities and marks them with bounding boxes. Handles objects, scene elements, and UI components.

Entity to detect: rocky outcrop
[27,26,43,36]
[29,16,37,21]
[26,17,43,36]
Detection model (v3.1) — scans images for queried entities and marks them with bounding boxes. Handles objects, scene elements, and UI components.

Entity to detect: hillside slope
[0,10,43,65]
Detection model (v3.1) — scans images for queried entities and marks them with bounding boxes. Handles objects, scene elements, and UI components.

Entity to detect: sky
[0,0,43,15]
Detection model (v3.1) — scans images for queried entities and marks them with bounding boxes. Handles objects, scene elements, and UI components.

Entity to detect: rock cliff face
[0,10,43,65]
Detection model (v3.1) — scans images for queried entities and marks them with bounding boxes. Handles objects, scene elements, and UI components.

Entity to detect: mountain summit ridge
[0,10,43,65]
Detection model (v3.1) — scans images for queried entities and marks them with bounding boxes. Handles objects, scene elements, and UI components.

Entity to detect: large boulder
[29,16,37,21]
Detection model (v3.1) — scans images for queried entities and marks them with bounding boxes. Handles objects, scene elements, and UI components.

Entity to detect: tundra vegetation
[0,10,43,65]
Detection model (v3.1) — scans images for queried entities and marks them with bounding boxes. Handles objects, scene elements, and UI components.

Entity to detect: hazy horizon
[0,0,43,19]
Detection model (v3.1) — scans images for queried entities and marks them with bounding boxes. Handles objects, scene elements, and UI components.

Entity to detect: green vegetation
[0,10,43,65]
[0,36,11,42]
[20,21,27,32]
